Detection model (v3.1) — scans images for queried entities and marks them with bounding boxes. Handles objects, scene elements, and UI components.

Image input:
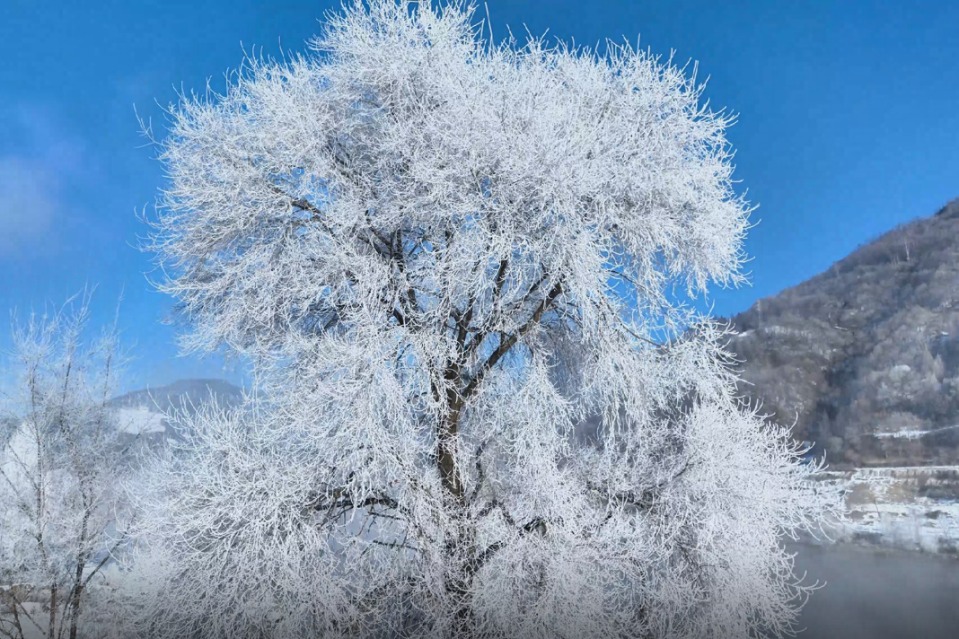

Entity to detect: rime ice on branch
[136,1,839,637]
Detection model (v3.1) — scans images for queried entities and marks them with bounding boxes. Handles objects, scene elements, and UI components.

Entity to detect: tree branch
[463,281,563,399]
[467,441,489,503]
[471,512,548,574]
[589,460,694,512]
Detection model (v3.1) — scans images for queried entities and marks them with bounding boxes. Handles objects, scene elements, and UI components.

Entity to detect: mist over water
[792,543,959,639]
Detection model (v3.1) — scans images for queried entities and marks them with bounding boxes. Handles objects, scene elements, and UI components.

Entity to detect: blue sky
[1,1,957,391]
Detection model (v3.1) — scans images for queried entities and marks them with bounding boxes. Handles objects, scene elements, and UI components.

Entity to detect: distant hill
[111,378,243,413]
[727,198,959,468]
[110,378,243,441]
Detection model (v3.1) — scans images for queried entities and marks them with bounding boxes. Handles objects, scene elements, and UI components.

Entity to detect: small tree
[137,2,838,637]
[0,302,128,639]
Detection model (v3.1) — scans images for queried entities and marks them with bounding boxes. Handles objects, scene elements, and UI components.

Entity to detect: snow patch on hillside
[874,425,959,440]
[116,406,166,435]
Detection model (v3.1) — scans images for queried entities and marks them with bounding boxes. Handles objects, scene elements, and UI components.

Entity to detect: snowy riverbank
[817,466,959,554]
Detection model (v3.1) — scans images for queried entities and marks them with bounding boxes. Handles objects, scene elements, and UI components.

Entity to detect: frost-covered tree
[136,2,838,637]
[0,302,128,639]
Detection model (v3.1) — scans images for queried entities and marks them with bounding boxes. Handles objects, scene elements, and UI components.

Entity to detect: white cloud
[0,106,91,259]
[0,156,59,255]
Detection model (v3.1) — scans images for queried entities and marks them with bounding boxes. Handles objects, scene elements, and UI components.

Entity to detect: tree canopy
[135,2,838,637]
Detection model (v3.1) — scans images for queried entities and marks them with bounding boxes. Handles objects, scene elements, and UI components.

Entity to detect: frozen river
[793,543,959,639]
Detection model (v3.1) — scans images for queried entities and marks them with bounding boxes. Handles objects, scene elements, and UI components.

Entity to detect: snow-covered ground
[818,466,959,554]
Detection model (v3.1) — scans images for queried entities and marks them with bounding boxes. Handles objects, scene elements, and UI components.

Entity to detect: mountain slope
[728,199,959,468]
[110,378,243,440]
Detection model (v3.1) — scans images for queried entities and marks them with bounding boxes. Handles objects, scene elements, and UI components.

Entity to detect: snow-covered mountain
[109,378,243,440]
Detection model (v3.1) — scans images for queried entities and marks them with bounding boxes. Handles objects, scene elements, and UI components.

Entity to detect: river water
[792,543,959,639]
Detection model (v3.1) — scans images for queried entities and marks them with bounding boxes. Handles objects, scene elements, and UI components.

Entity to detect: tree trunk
[47,583,57,639]
[438,360,474,637]
[68,541,87,639]
[68,583,82,639]
[444,521,477,639]
[438,363,465,501]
